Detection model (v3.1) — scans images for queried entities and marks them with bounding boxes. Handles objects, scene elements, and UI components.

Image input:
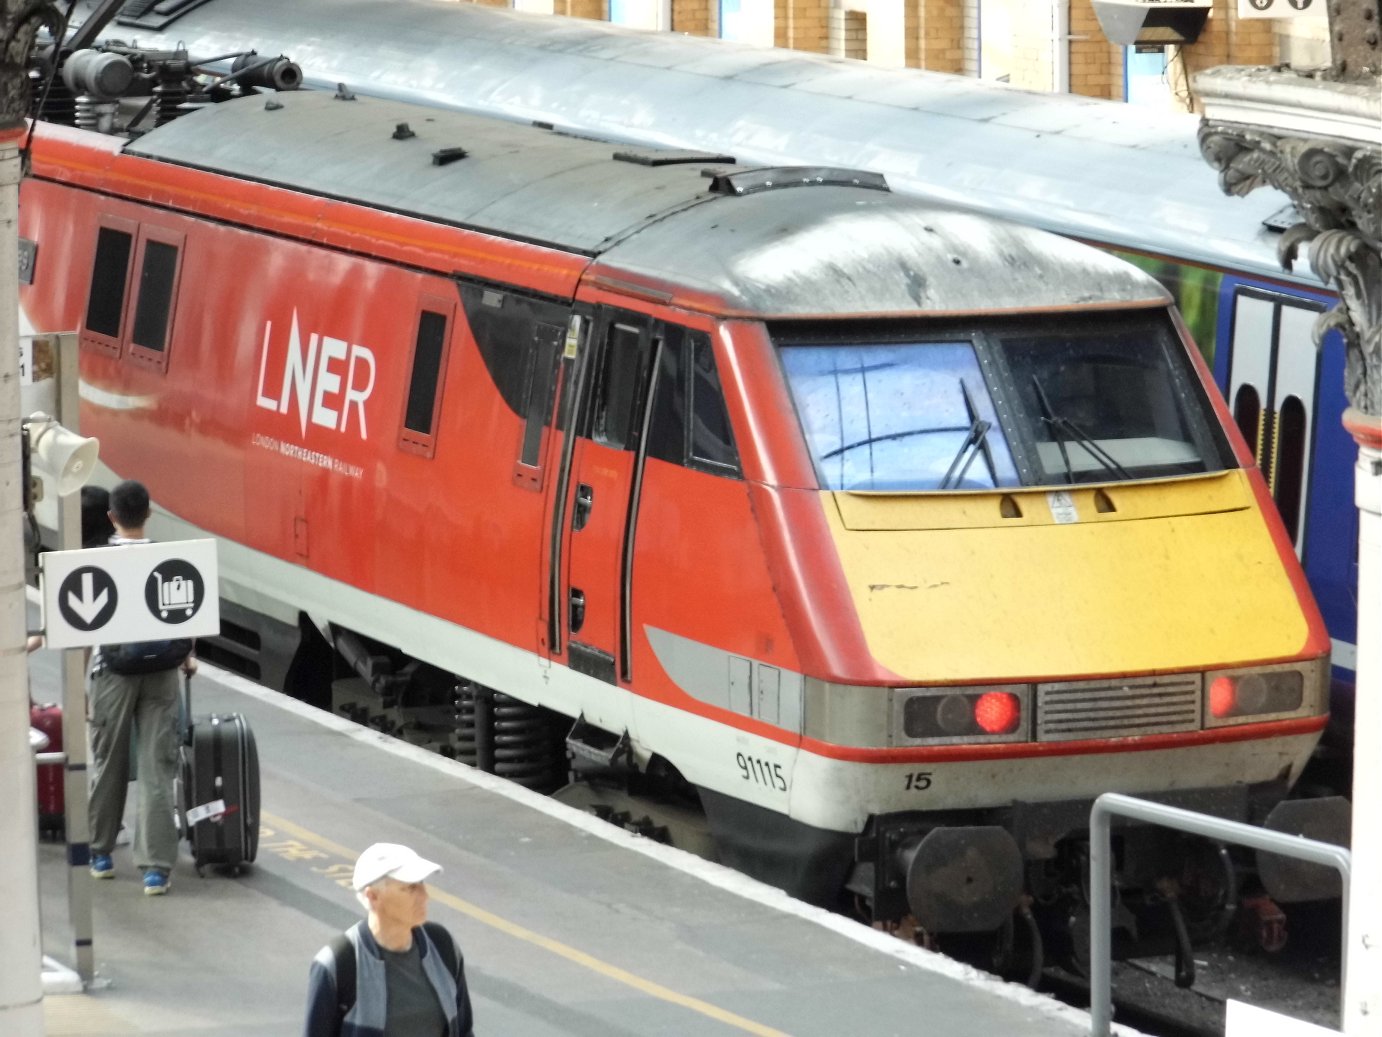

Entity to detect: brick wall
[829,8,867,60]
[671,0,714,35]
[1178,0,1278,110]
[1067,0,1123,100]
[903,0,965,73]
[554,0,607,17]
[768,0,829,52]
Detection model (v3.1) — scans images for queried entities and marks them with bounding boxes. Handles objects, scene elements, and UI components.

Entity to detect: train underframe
[204,602,1346,985]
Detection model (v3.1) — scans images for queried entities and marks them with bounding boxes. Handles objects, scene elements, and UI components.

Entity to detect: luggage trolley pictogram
[156,571,197,618]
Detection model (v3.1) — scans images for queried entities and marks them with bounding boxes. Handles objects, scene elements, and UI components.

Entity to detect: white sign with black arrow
[41,539,220,649]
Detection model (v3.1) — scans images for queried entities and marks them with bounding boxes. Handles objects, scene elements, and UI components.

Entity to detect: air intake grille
[1036,674,1201,742]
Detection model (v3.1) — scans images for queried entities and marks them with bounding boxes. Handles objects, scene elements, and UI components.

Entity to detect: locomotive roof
[124,90,1165,317]
[75,0,1315,287]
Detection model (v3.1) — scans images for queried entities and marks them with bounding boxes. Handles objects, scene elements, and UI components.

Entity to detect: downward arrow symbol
[67,572,110,624]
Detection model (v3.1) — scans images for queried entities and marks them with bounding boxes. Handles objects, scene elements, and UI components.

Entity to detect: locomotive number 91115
[736,752,787,793]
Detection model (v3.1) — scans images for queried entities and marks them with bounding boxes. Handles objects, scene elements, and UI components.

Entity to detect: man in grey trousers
[86,480,196,895]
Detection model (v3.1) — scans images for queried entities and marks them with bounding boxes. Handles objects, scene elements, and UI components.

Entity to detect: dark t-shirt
[381,942,447,1036]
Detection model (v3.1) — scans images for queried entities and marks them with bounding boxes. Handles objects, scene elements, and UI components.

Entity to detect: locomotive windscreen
[777,312,1234,492]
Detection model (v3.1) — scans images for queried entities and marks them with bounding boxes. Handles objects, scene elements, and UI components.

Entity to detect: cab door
[555,308,660,686]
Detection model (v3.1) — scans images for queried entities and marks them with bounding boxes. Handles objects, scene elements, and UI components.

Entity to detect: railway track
[562,771,1345,1037]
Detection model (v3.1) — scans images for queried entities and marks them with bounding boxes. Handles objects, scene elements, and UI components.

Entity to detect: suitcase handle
[180,673,193,746]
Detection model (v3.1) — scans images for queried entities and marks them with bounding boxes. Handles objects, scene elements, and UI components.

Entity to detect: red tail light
[1209,676,1236,718]
[975,692,1020,734]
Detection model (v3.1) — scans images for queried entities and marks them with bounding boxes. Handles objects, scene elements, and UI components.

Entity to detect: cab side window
[648,329,740,477]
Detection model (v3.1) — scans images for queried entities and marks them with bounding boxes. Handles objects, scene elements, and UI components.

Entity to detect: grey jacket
[303,920,473,1037]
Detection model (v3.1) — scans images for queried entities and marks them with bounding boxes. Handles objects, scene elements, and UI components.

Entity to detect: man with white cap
[303,843,474,1036]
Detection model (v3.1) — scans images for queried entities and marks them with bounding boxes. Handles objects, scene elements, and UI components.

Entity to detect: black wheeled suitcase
[177,676,260,873]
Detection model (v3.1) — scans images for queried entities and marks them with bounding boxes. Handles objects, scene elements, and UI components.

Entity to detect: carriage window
[129,240,179,353]
[688,335,739,472]
[591,323,644,449]
[405,311,447,434]
[1275,395,1307,544]
[83,223,134,353]
[399,303,451,457]
[1233,383,1263,458]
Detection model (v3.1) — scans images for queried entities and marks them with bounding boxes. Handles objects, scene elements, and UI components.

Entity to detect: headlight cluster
[895,686,1030,745]
[1204,667,1306,726]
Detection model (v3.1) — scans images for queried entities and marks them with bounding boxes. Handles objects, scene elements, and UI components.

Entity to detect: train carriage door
[556,308,660,687]
[1225,286,1325,550]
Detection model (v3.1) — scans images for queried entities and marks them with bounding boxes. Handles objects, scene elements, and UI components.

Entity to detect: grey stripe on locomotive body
[72,0,1314,288]
[125,90,1166,319]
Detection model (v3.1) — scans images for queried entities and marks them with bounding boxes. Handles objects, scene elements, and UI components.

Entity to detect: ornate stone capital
[1198,124,1381,243]
[1197,64,1382,421]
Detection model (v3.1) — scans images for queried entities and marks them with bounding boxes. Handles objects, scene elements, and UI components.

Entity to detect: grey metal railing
[1089,792,1352,1037]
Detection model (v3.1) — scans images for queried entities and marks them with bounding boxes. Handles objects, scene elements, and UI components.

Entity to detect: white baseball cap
[351,843,442,890]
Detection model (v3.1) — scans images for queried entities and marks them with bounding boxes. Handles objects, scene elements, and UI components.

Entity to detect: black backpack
[104,638,193,675]
[329,922,460,1022]
[99,537,194,675]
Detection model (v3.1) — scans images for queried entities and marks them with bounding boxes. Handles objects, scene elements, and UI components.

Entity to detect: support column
[0,126,44,1037]
[1346,409,1381,1032]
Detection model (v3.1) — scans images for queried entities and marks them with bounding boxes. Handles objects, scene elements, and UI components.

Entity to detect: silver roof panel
[121,91,1163,317]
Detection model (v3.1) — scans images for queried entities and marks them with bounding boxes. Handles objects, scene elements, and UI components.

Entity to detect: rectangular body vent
[705,166,889,197]
[1036,673,1201,742]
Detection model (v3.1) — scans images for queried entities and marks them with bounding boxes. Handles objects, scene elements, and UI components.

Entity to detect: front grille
[1036,674,1201,741]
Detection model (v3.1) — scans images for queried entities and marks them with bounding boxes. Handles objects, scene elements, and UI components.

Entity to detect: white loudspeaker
[27,414,100,497]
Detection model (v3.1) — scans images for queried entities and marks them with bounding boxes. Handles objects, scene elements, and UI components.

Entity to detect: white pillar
[1344,408,1381,1036]
[0,130,47,1036]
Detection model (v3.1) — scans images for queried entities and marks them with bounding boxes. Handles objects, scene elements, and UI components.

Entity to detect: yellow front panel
[825,471,1310,681]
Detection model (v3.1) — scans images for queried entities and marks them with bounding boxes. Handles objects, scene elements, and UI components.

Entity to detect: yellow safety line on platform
[262,811,792,1037]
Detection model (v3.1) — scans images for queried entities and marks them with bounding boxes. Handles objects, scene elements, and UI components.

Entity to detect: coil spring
[74,98,119,135]
[450,683,565,792]
[451,683,478,767]
[154,82,188,126]
[490,693,565,791]
[74,96,97,131]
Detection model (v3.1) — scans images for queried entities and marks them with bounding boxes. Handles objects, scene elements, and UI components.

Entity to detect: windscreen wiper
[939,380,997,489]
[1030,376,1129,481]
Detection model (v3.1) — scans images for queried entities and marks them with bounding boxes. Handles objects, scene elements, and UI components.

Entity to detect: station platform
[31,655,1144,1036]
